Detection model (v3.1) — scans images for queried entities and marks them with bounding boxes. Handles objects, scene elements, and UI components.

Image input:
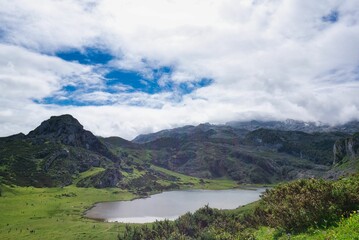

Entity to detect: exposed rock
[27,114,118,161]
[333,133,359,164]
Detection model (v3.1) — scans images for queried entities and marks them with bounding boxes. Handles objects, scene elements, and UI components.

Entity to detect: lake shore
[0,175,262,239]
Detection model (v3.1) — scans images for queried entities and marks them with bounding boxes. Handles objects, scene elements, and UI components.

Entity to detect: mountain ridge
[1,114,358,189]
[133,119,359,144]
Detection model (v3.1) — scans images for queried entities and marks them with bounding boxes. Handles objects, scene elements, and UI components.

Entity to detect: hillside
[126,124,354,184]
[1,115,358,189]
[0,115,236,194]
[0,115,119,187]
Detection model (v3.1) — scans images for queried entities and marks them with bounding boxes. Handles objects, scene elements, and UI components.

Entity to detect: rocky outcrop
[333,133,359,164]
[27,114,118,162]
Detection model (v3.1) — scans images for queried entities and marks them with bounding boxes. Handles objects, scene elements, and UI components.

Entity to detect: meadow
[0,166,240,240]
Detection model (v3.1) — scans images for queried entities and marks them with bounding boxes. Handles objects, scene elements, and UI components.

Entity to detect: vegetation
[244,129,348,165]
[119,174,359,239]
[0,166,241,240]
[1,114,356,191]
[249,175,359,233]
[3,174,356,239]
[1,115,359,239]
[0,184,133,240]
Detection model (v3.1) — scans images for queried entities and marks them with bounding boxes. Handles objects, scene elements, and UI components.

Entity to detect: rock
[333,133,359,164]
[27,114,118,162]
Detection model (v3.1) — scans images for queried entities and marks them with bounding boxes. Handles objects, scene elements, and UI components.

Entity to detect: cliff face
[333,133,359,164]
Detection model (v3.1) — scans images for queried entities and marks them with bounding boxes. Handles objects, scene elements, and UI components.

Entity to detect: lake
[85,188,266,223]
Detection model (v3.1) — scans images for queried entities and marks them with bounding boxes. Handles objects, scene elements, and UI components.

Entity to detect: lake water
[85,188,266,223]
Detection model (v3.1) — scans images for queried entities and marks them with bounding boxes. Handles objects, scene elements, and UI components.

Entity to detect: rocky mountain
[1,114,358,189]
[0,115,120,187]
[333,133,359,164]
[243,129,349,165]
[226,119,359,134]
[27,114,117,161]
[133,125,339,183]
[133,123,247,144]
[129,121,359,183]
[0,115,209,193]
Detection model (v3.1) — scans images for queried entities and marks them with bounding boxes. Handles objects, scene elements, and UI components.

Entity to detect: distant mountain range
[226,119,359,134]
[1,115,358,190]
[133,119,359,144]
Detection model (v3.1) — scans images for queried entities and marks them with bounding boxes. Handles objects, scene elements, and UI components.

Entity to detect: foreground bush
[253,174,359,233]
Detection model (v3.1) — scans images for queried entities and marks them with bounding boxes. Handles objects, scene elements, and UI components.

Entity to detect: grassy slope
[0,166,240,240]
[0,185,134,240]
[150,165,238,189]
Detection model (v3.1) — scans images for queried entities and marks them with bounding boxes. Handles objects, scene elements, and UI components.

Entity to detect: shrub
[255,175,359,233]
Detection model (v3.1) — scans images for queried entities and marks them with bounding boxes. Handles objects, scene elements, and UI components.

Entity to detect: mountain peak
[28,114,83,138]
[27,114,118,161]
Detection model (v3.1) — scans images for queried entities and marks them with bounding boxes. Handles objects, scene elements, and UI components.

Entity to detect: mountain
[0,115,119,187]
[226,119,359,134]
[0,115,209,193]
[133,123,248,144]
[333,132,359,164]
[243,128,349,165]
[130,122,356,183]
[28,114,118,161]
[327,133,359,178]
[128,124,340,183]
[1,115,358,189]
[100,136,139,149]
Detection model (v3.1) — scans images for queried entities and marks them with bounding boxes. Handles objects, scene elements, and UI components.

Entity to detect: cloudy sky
[1,0,359,140]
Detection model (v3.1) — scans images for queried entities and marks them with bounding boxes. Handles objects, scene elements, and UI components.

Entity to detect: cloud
[1,0,359,139]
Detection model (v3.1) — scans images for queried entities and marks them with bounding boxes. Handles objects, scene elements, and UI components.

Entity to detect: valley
[1,114,359,239]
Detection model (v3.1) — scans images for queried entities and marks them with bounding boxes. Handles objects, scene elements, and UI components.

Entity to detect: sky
[1,0,359,140]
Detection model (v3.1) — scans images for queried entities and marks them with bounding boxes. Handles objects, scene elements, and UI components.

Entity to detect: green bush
[255,175,359,233]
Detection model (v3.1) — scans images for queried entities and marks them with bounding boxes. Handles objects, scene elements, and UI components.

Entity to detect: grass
[0,184,136,240]
[0,166,241,239]
[150,165,238,189]
[72,167,105,185]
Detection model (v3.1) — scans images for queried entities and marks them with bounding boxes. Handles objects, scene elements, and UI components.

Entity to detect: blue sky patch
[56,47,113,65]
[35,68,213,107]
[36,50,213,107]
[104,67,174,94]
[105,70,160,94]
[33,96,91,106]
[322,10,339,23]
[62,85,77,92]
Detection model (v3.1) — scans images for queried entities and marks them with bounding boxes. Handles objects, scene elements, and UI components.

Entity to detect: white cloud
[1,0,359,139]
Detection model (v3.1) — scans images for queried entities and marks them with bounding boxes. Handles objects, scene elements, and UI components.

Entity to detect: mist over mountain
[1,115,358,189]
[226,119,359,134]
